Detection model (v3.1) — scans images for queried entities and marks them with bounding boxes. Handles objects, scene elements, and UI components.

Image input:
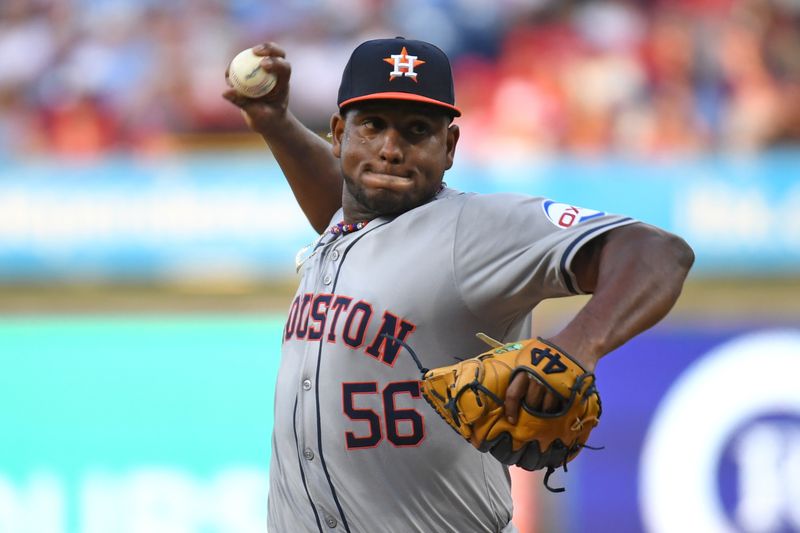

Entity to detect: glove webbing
[446,374,505,428]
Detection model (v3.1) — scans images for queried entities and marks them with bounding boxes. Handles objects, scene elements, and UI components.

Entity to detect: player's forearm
[549,224,694,366]
[258,110,344,233]
[222,43,344,234]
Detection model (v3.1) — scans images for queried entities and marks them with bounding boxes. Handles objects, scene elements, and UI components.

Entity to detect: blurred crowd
[1,0,799,162]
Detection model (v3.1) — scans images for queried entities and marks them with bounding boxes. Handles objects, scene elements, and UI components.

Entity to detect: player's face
[331,101,459,221]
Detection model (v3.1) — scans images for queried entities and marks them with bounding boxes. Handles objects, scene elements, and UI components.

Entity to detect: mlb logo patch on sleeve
[542,200,604,229]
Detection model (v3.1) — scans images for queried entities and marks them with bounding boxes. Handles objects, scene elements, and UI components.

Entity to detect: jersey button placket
[303,242,340,524]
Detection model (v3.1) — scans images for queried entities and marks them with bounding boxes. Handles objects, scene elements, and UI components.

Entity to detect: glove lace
[380,333,429,374]
[543,459,568,493]
[570,415,600,432]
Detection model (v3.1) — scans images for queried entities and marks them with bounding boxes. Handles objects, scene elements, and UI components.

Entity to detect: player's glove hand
[419,336,601,492]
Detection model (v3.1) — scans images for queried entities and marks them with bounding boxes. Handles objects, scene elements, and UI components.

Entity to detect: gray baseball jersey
[267,188,636,532]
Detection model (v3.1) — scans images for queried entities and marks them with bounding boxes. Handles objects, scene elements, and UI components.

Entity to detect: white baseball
[228,48,277,98]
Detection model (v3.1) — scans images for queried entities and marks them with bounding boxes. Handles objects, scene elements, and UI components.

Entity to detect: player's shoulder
[440,188,546,208]
[455,190,625,233]
[441,188,618,229]
[463,190,546,204]
[458,190,550,217]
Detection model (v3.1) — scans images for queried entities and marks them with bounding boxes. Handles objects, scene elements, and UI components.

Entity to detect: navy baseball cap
[337,37,461,117]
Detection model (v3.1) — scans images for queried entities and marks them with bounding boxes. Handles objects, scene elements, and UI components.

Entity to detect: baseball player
[224,38,694,532]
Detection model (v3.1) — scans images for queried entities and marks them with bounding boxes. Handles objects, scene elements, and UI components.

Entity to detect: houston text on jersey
[284,292,417,367]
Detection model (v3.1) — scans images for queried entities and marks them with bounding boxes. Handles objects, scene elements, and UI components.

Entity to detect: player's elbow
[618,223,694,278]
[664,232,695,276]
[645,227,695,282]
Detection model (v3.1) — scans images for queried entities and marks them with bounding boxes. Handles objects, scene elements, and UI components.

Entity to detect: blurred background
[1,0,799,532]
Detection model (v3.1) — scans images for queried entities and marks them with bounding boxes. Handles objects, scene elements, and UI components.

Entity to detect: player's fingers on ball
[257,57,290,97]
[252,42,286,58]
[221,88,237,103]
[259,56,277,77]
[261,56,291,79]
[222,89,248,108]
[504,373,529,424]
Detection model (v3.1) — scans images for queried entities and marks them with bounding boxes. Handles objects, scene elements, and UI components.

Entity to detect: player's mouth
[362,169,414,190]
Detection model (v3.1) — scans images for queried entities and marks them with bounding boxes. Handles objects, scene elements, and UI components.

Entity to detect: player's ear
[330,112,345,158]
[444,123,460,170]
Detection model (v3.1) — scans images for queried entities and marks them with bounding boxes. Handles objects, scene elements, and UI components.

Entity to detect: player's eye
[360,118,382,131]
[408,121,430,136]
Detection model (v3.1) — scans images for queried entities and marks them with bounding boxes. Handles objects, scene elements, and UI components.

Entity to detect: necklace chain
[298,182,448,271]
[327,182,447,237]
[295,220,367,272]
[329,220,368,236]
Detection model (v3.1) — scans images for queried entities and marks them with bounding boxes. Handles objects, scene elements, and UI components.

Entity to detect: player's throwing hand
[223,43,292,135]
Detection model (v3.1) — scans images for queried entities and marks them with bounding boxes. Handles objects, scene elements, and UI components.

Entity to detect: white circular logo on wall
[542,201,604,229]
[639,331,800,533]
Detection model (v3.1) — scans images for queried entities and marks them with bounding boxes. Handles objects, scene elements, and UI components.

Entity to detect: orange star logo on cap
[383,47,426,82]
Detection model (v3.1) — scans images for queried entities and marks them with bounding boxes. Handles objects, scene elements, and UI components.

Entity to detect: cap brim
[339,92,461,117]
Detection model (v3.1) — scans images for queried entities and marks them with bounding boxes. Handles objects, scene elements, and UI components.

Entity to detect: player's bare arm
[222,42,343,233]
[505,223,695,421]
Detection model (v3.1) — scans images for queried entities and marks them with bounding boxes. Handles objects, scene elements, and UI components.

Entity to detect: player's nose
[378,128,404,164]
